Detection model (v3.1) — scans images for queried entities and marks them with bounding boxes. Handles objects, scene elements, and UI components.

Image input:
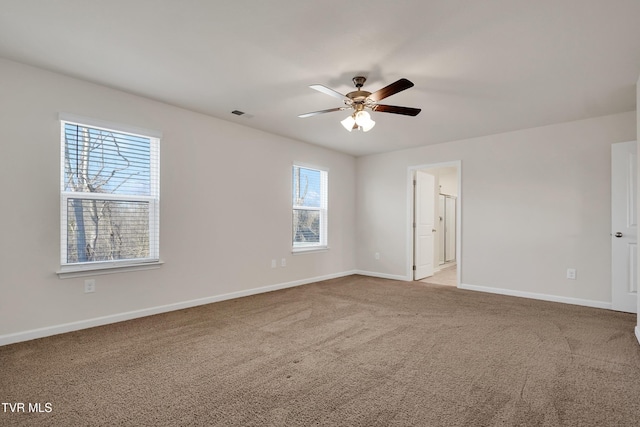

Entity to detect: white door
[414,171,435,280]
[612,141,638,313]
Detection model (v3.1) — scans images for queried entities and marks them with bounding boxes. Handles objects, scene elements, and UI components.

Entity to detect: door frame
[407,160,462,285]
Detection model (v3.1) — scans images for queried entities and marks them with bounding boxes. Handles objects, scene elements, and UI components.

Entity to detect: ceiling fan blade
[309,84,347,100]
[372,104,421,116]
[298,107,349,118]
[368,78,414,102]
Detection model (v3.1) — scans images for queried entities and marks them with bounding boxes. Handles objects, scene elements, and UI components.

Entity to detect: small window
[292,165,328,251]
[60,116,160,271]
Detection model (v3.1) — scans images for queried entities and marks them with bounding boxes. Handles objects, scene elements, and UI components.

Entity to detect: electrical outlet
[281,258,286,268]
[84,279,95,293]
[271,259,277,268]
[375,252,380,260]
[566,268,576,280]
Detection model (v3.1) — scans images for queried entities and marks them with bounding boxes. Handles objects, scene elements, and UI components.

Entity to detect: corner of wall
[637,75,640,335]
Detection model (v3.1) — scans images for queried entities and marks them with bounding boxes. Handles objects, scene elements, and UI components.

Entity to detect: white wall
[0,58,356,342]
[637,75,640,340]
[438,167,458,197]
[1,55,636,344]
[356,111,635,306]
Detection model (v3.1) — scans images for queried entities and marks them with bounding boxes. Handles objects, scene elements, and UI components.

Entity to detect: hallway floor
[420,263,457,287]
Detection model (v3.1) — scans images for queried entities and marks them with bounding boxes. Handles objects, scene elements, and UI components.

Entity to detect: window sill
[57,260,164,279]
[292,246,329,255]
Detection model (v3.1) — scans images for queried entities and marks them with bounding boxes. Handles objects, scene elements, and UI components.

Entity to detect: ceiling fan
[298,76,421,132]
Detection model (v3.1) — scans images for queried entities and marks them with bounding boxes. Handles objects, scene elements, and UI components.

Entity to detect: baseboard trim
[0,270,358,347]
[355,270,411,281]
[4,273,626,347]
[459,283,612,310]
[635,326,640,346]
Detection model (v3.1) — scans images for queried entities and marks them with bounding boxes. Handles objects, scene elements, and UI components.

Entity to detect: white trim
[60,192,157,202]
[459,282,612,310]
[57,260,163,279]
[0,270,357,346]
[292,160,330,172]
[292,247,329,255]
[292,164,328,249]
[355,270,411,281]
[59,112,163,138]
[60,118,161,269]
[635,326,640,346]
[407,161,462,283]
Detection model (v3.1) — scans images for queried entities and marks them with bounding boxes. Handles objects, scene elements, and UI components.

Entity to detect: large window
[60,115,160,272]
[292,165,328,251]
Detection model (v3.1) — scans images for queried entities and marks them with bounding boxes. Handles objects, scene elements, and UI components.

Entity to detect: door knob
[615,232,623,238]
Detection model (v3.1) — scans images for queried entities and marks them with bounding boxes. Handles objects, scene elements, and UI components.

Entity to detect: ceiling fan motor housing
[346,77,372,110]
[352,76,367,88]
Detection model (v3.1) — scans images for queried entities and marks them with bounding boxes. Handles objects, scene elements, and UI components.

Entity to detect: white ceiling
[1,0,640,157]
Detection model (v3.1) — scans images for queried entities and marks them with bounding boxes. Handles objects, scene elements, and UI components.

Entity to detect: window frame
[292,163,328,253]
[58,113,161,278]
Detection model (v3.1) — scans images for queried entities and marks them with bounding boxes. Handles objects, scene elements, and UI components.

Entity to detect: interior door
[414,171,435,280]
[612,140,638,313]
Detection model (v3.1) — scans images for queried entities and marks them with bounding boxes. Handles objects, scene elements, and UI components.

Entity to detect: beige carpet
[1,275,640,426]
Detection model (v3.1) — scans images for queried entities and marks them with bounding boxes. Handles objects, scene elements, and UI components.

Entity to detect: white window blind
[292,165,328,250]
[60,118,160,269]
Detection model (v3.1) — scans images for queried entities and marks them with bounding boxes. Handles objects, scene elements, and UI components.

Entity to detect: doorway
[439,194,457,266]
[409,161,461,286]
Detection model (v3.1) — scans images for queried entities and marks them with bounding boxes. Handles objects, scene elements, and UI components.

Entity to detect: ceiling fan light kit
[340,115,357,131]
[299,76,421,132]
[341,110,376,132]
